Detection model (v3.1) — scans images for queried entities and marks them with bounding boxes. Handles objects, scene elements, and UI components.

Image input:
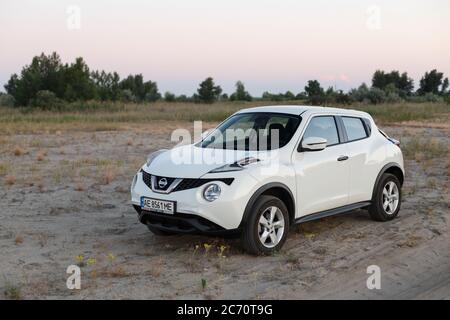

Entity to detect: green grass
[0,101,448,133]
[3,282,21,300]
[0,163,10,176]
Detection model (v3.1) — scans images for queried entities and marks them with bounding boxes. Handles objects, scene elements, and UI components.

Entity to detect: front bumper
[131,169,259,230]
[134,205,239,235]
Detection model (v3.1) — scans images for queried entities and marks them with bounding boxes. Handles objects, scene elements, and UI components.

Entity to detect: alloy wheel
[382,181,399,214]
[258,206,285,248]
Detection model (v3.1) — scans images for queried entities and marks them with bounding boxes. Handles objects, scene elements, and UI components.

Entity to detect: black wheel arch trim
[239,182,295,228]
[372,162,404,200]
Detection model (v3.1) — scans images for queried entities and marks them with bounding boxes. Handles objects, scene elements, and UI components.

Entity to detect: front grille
[142,171,152,189]
[141,170,233,193]
[153,175,176,191]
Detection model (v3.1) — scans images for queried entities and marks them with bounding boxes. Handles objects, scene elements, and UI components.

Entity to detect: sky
[1,0,449,95]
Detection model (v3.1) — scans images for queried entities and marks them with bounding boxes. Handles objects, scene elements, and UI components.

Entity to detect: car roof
[236,105,371,118]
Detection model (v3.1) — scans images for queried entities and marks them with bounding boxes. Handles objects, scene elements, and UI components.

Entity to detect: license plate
[140,197,175,214]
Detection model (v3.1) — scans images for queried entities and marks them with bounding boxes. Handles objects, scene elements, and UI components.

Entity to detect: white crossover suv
[131,106,404,255]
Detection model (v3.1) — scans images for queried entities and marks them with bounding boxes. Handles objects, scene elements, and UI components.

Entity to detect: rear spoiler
[379,129,400,147]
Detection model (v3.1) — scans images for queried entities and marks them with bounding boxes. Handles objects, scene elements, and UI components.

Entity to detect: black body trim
[361,118,372,135]
[335,116,348,143]
[371,162,404,200]
[239,182,295,228]
[134,205,238,236]
[294,201,371,224]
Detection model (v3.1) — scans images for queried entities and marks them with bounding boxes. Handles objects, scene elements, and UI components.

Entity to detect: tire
[147,224,176,236]
[241,195,290,255]
[369,173,402,221]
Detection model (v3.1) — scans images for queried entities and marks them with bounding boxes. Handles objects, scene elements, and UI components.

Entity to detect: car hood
[144,144,271,178]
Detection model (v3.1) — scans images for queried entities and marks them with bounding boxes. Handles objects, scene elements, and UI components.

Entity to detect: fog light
[203,184,221,202]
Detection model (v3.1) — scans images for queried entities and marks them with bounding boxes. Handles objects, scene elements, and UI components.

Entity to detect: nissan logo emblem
[158,178,168,189]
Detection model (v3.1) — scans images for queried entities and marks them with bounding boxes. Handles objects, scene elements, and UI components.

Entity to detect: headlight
[209,157,260,173]
[131,168,142,190]
[131,174,138,190]
[146,149,167,167]
[203,184,221,202]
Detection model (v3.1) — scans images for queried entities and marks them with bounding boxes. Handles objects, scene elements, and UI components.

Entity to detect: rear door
[292,115,350,216]
[338,116,372,203]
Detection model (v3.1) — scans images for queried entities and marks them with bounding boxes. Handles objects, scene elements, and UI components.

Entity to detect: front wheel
[369,173,402,221]
[241,195,290,255]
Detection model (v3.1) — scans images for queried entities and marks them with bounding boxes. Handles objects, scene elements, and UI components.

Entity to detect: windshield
[198,113,301,150]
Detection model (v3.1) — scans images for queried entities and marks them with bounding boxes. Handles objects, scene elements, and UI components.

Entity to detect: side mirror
[300,137,327,152]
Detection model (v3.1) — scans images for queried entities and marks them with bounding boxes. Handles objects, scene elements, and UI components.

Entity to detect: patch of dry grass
[148,258,164,277]
[75,183,85,191]
[102,166,117,185]
[13,146,26,156]
[0,102,448,134]
[403,137,448,161]
[107,266,127,278]
[357,103,450,124]
[397,235,423,248]
[37,181,45,192]
[14,235,24,245]
[4,175,16,185]
[427,178,438,189]
[3,282,22,300]
[0,163,10,176]
[29,138,42,148]
[36,233,49,247]
[404,183,418,196]
[52,168,63,184]
[36,150,47,161]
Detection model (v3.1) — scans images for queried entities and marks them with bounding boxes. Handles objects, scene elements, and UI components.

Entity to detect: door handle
[337,156,349,161]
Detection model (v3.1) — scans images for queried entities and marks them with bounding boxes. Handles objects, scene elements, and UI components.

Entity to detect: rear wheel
[369,173,401,221]
[241,195,290,255]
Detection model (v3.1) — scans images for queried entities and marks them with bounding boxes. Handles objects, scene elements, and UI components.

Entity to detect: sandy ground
[0,122,449,299]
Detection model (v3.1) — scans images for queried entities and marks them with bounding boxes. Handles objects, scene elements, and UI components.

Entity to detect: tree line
[1,52,449,107]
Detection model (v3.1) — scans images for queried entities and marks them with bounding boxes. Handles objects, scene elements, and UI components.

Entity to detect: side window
[342,117,368,141]
[303,116,339,146]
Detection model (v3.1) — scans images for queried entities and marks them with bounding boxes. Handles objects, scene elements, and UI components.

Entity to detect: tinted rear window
[342,117,367,141]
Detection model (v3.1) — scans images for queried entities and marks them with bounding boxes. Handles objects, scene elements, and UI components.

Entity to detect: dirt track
[0,122,449,299]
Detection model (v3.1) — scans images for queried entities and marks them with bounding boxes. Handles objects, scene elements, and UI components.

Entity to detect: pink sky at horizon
[1,0,449,95]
